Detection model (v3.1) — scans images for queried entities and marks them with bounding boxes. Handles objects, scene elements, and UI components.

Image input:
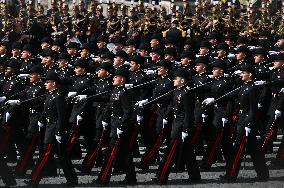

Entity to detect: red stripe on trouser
[31,144,53,183]
[262,129,274,153]
[129,124,139,150]
[229,136,247,177]
[143,129,164,165]
[147,112,157,129]
[66,127,80,156]
[207,129,223,165]
[190,125,202,145]
[17,133,39,174]
[159,140,178,183]
[84,142,101,173]
[100,139,120,182]
[0,126,12,153]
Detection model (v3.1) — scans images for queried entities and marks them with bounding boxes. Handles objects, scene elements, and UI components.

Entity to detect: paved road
[1,136,284,187]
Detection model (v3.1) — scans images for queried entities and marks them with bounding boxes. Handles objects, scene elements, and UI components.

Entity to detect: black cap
[7,60,21,70]
[199,41,212,50]
[151,47,163,56]
[66,42,80,49]
[240,64,255,75]
[97,35,108,43]
[74,58,89,68]
[52,39,64,47]
[207,32,219,40]
[58,52,71,61]
[131,55,145,65]
[212,59,227,70]
[151,33,163,41]
[253,48,267,56]
[235,46,248,55]
[11,42,22,50]
[42,49,57,59]
[114,67,129,78]
[115,50,128,60]
[45,71,60,82]
[157,60,172,70]
[236,36,247,45]
[139,43,150,51]
[97,48,110,56]
[99,62,113,73]
[101,51,115,60]
[41,37,53,44]
[216,42,229,52]
[30,65,44,75]
[173,68,189,79]
[181,50,195,59]
[80,43,91,51]
[195,56,210,65]
[164,47,176,57]
[22,44,33,52]
[275,53,284,61]
[114,37,124,45]
[1,41,10,49]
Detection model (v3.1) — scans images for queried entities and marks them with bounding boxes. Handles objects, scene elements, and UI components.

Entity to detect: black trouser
[156,139,201,183]
[225,125,269,179]
[31,138,78,184]
[0,153,16,185]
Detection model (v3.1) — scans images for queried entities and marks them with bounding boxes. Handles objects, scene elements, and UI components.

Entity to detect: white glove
[280,88,284,93]
[234,70,242,75]
[6,100,20,106]
[55,135,62,143]
[5,112,11,123]
[67,92,77,98]
[146,70,155,75]
[125,84,133,89]
[275,110,282,119]
[137,115,143,125]
[208,75,214,79]
[102,121,108,130]
[137,99,148,107]
[202,113,208,123]
[162,119,168,128]
[0,96,6,103]
[222,118,228,127]
[38,121,44,131]
[254,80,266,86]
[258,103,262,109]
[181,132,188,142]
[76,95,87,101]
[76,115,83,125]
[245,127,251,136]
[117,128,123,138]
[269,67,274,70]
[202,98,215,105]
[18,74,29,78]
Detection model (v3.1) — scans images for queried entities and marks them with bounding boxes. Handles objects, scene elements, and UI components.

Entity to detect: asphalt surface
[1,135,283,188]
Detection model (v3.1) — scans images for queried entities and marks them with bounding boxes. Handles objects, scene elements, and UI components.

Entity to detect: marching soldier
[20,44,39,74]
[29,71,78,187]
[220,64,269,182]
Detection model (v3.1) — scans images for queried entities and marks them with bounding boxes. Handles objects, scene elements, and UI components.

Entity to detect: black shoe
[200,163,211,171]
[136,163,149,172]
[65,181,78,187]
[181,178,201,184]
[93,179,109,186]
[4,178,17,187]
[151,177,167,185]
[253,176,269,182]
[118,178,137,185]
[25,180,39,188]
[219,174,236,182]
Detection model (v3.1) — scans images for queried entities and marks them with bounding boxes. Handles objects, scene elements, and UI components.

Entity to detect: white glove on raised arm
[55,135,62,143]
[182,132,188,142]
[67,92,77,98]
[76,95,87,101]
[38,121,44,131]
[202,98,215,105]
[6,100,20,106]
[275,110,282,119]
[254,80,266,86]
[222,118,228,127]
[0,96,6,103]
[117,128,123,138]
[102,121,108,130]
[76,115,83,125]
[245,127,251,137]
[125,84,133,89]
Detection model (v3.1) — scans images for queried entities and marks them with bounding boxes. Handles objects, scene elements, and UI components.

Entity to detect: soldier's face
[58,59,68,69]
[212,67,223,77]
[29,73,41,83]
[21,51,31,59]
[12,48,21,57]
[97,41,106,48]
[45,80,56,91]
[195,63,206,73]
[157,66,168,76]
[173,76,185,87]
[113,75,124,86]
[236,52,246,61]
[97,68,108,78]
[217,49,226,58]
[41,42,50,50]
[199,47,209,55]
[181,57,190,66]
[254,54,264,64]
[80,49,90,58]
[74,66,86,76]
[164,54,173,61]
[5,67,16,77]
[130,61,140,72]
[273,61,284,69]
[150,52,160,62]
[150,39,159,48]
[67,48,77,56]
[138,50,147,57]
[114,56,123,66]
[0,46,7,55]
[240,71,252,81]
[127,45,135,54]
[52,45,61,52]
[44,57,54,66]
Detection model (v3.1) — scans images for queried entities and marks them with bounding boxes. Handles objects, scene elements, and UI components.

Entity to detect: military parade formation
[0,0,284,187]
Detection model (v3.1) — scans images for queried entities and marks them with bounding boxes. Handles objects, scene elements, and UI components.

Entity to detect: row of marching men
[0,49,283,187]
